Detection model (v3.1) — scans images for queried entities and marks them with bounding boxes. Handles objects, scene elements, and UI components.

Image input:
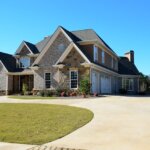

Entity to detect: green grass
[8,96,56,100]
[0,103,93,144]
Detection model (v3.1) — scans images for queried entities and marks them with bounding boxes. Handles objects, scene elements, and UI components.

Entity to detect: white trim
[33,26,73,65]
[120,74,140,78]
[44,72,51,89]
[55,43,90,65]
[0,60,8,72]
[55,43,74,65]
[122,78,134,91]
[19,56,30,68]
[16,41,33,55]
[91,63,119,76]
[70,69,78,90]
[6,75,8,92]
[24,42,34,54]
[7,70,34,75]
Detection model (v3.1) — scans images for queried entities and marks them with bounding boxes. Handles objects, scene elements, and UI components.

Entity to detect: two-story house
[0,26,140,95]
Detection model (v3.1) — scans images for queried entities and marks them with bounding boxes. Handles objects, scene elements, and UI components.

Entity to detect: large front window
[19,57,30,68]
[70,70,78,89]
[45,73,51,89]
[122,78,134,91]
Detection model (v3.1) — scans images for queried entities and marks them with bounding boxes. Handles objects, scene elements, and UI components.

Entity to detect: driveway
[0,96,150,150]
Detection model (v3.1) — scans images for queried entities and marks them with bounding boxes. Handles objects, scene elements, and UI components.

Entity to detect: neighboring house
[0,26,140,95]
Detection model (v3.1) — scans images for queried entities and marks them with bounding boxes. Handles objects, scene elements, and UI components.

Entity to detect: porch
[13,75,34,94]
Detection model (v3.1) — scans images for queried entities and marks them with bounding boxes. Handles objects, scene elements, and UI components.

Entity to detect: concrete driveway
[0,96,150,150]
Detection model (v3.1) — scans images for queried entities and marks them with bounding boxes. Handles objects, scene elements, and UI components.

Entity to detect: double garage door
[92,72,111,94]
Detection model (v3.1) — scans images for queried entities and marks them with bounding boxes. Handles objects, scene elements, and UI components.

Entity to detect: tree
[139,72,150,92]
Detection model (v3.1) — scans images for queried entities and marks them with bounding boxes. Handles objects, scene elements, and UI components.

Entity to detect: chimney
[124,50,134,64]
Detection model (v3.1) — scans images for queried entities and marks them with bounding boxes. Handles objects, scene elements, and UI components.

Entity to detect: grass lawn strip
[0,103,93,144]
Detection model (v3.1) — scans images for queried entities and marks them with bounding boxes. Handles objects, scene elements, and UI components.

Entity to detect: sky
[0,0,149,75]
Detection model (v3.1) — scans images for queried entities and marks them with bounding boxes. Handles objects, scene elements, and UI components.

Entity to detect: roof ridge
[0,51,13,56]
[71,28,94,33]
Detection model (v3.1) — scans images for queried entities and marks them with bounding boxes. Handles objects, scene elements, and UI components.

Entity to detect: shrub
[22,83,28,95]
[39,90,45,97]
[44,90,54,97]
[79,77,91,95]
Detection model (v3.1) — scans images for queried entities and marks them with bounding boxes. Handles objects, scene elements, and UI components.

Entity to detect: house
[0,26,140,95]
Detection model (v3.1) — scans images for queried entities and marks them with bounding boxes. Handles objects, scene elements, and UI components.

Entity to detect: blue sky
[0,0,149,75]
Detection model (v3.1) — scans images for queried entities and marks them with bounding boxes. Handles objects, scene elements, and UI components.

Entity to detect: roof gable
[55,43,90,65]
[15,41,39,55]
[33,26,73,65]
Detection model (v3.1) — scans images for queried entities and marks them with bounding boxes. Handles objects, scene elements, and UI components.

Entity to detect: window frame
[19,56,30,68]
[122,78,134,91]
[102,50,105,64]
[44,72,51,89]
[70,70,78,89]
[93,45,98,62]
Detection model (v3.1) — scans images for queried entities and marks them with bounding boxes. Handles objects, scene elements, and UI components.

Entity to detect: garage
[101,75,111,94]
[91,71,99,94]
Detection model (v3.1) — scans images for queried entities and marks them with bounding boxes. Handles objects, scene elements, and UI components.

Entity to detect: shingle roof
[71,29,116,55]
[118,57,139,75]
[24,41,39,54]
[36,36,51,52]
[0,52,17,72]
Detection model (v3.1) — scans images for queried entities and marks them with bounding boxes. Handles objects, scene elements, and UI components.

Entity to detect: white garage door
[101,76,111,94]
[92,72,99,93]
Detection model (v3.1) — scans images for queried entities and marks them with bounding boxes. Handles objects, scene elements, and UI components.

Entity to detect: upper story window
[19,57,30,68]
[102,50,105,64]
[93,45,98,62]
[111,57,114,69]
[58,43,65,52]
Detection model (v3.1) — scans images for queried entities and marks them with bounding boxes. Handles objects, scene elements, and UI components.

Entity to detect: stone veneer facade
[34,32,71,91]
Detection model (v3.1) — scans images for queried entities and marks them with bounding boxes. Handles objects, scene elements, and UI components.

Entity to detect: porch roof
[7,69,34,75]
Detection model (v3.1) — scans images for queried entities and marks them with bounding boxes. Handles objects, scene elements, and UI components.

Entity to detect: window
[102,50,105,64]
[19,57,30,68]
[70,70,78,89]
[93,45,98,62]
[122,78,134,91]
[111,57,114,68]
[45,73,51,89]
[58,43,65,52]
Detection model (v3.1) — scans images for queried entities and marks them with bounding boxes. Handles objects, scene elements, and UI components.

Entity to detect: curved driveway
[0,96,150,150]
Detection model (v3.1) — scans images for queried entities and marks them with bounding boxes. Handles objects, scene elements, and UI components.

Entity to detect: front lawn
[0,104,93,144]
[8,96,56,100]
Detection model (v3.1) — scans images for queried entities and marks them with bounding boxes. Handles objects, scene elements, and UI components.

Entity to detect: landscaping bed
[0,103,93,144]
